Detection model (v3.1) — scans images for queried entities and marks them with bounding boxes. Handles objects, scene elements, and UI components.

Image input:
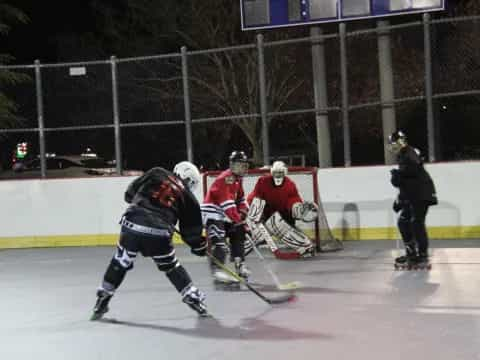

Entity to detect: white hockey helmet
[270,161,288,186]
[173,161,201,191]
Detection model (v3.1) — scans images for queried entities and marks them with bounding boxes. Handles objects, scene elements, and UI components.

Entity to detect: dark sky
[4,0,95,63]
[3,0,465,65]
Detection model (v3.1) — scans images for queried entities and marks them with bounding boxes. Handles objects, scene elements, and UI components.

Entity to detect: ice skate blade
[90,312,105,321]
[394,264,432,271]
[278,281,303,291]
[199,312,213,318]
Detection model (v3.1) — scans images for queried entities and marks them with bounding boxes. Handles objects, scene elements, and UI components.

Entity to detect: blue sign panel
[241,0,445,30]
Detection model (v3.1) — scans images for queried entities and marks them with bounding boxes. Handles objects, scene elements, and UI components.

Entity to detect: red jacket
[247,175,302,221]
[202,169,248,224]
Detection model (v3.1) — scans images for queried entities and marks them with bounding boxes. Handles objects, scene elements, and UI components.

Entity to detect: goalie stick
[246,233,302,291]
[208,252,297,305]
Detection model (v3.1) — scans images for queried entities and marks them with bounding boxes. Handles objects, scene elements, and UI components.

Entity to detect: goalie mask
[173,161,201,191]
[387,130,407,155]
[229,150,249,176]
[270,161,287,186]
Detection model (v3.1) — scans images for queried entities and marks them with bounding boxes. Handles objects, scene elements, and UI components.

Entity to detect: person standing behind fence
[388,130,438,269]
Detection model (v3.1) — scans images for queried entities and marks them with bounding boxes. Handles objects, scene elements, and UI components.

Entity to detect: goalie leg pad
[247,197,266,223]
[265,212,313,254]
[247,219,278,252]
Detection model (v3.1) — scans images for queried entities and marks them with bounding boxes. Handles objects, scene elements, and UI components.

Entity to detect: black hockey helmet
[229,150,249,176]
[387,130,407,153]
[388,130,407,144]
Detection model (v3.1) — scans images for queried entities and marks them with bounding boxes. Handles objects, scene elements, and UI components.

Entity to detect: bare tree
[170,1,308,166]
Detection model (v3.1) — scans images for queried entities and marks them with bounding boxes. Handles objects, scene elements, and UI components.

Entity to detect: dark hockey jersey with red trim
[124,167,203,246]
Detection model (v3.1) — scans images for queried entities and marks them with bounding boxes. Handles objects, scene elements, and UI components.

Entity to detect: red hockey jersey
[247,175,302,221]
[201,169,248,224]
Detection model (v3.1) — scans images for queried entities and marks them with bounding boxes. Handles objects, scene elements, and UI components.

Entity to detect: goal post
[202,166,342,252]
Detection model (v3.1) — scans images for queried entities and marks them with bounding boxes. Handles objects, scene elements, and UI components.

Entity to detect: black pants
[101,210,192,295]
[397,201,430,256]
[205,219,246,269]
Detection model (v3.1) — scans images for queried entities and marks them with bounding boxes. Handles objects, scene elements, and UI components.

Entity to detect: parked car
[0,154,143,180]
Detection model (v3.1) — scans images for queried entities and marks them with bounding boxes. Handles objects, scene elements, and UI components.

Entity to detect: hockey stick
[266,237,301,260]
[208,252,296,305]
[170,223,295,302]
[246,234,302,291]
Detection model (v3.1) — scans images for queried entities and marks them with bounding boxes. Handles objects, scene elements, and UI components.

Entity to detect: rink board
[1,161,480,248]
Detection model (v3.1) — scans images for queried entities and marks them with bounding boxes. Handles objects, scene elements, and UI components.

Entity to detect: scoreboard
[241,0,445,30]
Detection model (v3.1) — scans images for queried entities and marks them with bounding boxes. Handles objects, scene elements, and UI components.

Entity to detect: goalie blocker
[245,197,315,259]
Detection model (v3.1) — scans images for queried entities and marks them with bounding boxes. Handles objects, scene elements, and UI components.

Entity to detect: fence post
[339,23,351,167]
[423,13,435,162]
[311,26,332,168]
[377,20,397,165]
[34,59,46,178]
[256,33,270,166]
[181,46,194,163]
[110,56,122,174]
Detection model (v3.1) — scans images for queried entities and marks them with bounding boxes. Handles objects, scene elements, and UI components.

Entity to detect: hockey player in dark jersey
[90,161,209,319]
[388,131,438,270]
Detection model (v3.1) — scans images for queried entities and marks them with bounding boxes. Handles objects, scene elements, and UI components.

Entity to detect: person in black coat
[388,131,438,267]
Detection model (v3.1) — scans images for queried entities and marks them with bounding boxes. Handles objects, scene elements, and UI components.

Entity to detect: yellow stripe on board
[1,226,479,249]
[331,226,480,241]
[0,233,185,249]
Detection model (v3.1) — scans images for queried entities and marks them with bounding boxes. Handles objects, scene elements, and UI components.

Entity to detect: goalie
[246,161,318,258]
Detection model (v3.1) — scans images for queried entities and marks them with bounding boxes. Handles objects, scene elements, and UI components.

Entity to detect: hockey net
[202,167,342,253]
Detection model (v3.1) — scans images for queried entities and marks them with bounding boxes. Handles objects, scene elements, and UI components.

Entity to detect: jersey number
[151,175,185,208]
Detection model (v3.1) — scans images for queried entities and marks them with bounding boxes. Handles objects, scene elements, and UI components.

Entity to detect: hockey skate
[409,255,432,271]
[90,289,113,321]
[213,269,241,291]
[300,246,316,258]
[182,285,210,317]
[234,258,251,281]
[394,254,431,271]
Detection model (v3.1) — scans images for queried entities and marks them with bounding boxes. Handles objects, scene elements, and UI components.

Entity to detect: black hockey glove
[191,236,207,257]
[390,169,401,187]
[392,199,402,213]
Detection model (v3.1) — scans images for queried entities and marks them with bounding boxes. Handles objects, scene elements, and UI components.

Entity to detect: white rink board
[0,161,479,242]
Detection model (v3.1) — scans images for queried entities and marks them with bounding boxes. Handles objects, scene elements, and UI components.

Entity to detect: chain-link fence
[1,13,479,178]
